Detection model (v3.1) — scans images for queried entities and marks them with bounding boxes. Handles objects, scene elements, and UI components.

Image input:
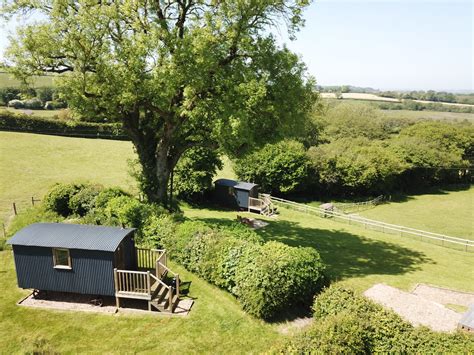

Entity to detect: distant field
[321,92,474,108]
[382,109,474,122]
[0,72,55,88]
[321,92,400,102]
[1,107,63,119]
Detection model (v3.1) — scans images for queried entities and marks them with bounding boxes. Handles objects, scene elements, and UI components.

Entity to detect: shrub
[235,140,310,194]
[94,187,130,210]
[44,100,67,110]
[36,87,54,103]
[274,285,474,354]
[156,220,325,319]
[0,111,127,140]
[7,99,24,109]
[104,196,163,235]
[141,214,179,249]
[68,184,104,216]
[0,87,21,105]
[277,311,369,354]
[173,147,223,201]
[23,98,43,110]
[235,241,324,319]
[43,183,85,216]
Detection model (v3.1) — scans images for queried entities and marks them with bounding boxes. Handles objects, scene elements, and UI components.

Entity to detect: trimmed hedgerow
[274,286,474,353]
[0,111,127,140]
[144,220,325,320]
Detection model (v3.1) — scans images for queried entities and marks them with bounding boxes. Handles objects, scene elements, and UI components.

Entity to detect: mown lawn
[0,132,137,225]
[184,203,474,294]
[0,72,55,88]
[0,251,280,353]
[1,131,472,352]
[1,107,64,119]
[359,187,474,240]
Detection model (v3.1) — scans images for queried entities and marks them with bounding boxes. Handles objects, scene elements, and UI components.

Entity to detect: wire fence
[0,196,41,238]
[268,195,474,253]
[333,195,386,213]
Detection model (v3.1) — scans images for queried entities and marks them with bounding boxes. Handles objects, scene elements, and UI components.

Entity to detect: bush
[36,87,54,103]
[0,111,127,140]
[44,100,67,110]
[277,311,369,354]
[94,187,130,210]
[104,196,164,234]
[0,87,21,105]
[235,241,324,319]
[235,140,310,194]
[152,220,325,319]
[68,184,104,216]
[23,98,43,109]
[43,183,85,217]
[7,99,24,109]
[272,285,474,353]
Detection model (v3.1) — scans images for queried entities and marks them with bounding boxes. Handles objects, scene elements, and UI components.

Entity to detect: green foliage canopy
[2,0,316,205]
[235,140,310,194]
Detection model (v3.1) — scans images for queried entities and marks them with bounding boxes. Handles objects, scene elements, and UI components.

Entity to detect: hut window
[53,248,71,269]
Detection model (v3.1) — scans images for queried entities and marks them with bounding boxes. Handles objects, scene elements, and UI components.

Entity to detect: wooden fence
[269,196,474,253]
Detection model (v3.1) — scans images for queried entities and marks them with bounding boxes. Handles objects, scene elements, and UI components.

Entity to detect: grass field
[0,106,64,118]
[0,252,281,353]
[0,72,55,88]
[184,202,474,294]
[0,132,137,225]
[359,188,474,240]
[381,109,474,122]
[0,131,472,352]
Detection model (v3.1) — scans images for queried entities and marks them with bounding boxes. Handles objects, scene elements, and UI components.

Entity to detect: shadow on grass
[194,217,433,283]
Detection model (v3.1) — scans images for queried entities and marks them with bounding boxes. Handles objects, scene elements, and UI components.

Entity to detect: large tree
[2,0,316,205]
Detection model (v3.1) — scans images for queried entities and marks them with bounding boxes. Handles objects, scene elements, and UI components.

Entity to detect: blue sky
[276,0,473,91]
[0,0,472,91]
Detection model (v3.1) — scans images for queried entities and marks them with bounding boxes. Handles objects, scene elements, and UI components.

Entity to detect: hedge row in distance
[0,111,128,140]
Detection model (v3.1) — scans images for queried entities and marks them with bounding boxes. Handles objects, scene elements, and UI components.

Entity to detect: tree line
[233,102,473,198]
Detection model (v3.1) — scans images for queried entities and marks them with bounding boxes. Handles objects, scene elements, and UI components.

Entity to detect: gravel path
[364,284,462,332]
[412,284,474,307]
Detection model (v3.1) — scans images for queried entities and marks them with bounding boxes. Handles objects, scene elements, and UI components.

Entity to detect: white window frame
[52,248,72,269]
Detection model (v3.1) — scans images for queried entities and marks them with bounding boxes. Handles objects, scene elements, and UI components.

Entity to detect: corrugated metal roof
[7,223,135,252]
[215,178,257,191]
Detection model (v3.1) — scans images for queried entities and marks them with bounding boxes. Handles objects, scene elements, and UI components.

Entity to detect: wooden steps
[149,285,179,313]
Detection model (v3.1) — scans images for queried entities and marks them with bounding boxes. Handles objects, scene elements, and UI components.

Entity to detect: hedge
[143,219,325,320]
[0,111,128,140]
[274,286,474,353]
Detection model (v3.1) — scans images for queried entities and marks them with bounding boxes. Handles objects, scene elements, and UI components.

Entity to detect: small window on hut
[53,248,71,269]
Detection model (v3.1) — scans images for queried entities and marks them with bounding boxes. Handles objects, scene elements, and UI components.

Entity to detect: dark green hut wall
[12,245,116,296]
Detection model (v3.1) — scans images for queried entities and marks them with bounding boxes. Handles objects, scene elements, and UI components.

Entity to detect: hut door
[115,244,126,269]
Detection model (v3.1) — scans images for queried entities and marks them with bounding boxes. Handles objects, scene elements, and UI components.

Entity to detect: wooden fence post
[1,223,5,238]
[31,197,35,206]
[12,202,17,215]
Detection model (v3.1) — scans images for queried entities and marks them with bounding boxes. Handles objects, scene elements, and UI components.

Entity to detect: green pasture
[0,132,136,225]
[381,109,474,122]
[359,187,473,240]
[0,251,281,353]
[0,72,55,88]
[0,107,63,119]
[0,131,472,352]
